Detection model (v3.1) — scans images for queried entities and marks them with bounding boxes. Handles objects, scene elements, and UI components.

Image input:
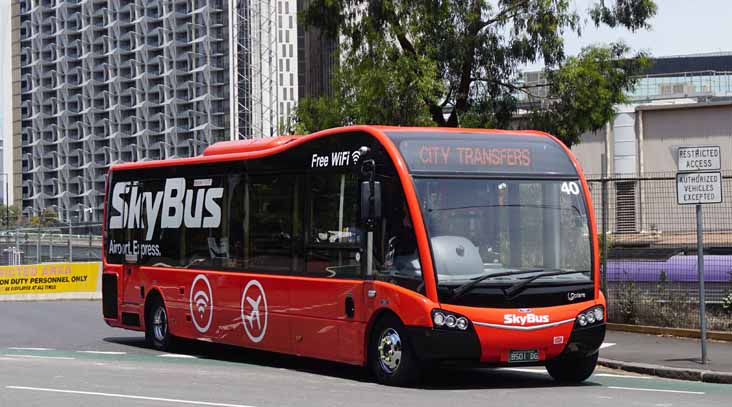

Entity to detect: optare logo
[189,274,213,333]
[518,308,532,313]
[241,280,268,343]
[567,292,587,301]
[504,313,550,326]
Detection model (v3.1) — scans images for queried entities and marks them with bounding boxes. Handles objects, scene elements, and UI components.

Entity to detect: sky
[560,0,732,60]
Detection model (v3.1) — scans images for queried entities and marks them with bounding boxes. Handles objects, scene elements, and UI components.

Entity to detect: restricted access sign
[678,146,721,171]
[676,172,723,205]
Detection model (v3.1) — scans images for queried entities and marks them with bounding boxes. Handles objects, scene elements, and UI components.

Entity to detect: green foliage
[0,205,21,227]
[526,44,650,146]
[723,291,732,314]
[296,0,657,146]
[616,279,639,324]
[29,208,58,226]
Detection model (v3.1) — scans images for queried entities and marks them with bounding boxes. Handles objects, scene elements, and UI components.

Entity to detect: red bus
[102,125,605,386]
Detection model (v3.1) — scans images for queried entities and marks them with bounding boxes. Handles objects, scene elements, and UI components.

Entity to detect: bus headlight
[431,309,470,330]
[576,306,604,328]
[433,311,446,327]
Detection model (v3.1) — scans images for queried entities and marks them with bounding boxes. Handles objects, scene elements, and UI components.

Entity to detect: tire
[145,296,173,351]
[368,314,421,387]
[545,352,598,383]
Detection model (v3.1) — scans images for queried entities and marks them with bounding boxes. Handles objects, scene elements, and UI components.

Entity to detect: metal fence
[587,172,732,331]
[0,223,103,266]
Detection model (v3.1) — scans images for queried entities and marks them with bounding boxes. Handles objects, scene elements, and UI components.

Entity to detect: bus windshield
[413,178,592,286]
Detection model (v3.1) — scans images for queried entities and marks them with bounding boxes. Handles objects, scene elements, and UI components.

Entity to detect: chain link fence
[588,172,732,331]
[0,223,103,266]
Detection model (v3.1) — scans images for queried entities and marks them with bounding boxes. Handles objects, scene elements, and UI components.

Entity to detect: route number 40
[561,182,580,195]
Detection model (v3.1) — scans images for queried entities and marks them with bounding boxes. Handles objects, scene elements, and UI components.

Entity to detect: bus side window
[249,175,299,274]
[375,184,423,293]
[304,172,361,279]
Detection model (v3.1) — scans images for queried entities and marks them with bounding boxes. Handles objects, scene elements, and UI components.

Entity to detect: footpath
[600,329,732,384]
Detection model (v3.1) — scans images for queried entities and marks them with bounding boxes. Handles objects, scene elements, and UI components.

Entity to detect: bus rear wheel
[545,352,598,383]
[368,315,420,387]
[145,296,173,351]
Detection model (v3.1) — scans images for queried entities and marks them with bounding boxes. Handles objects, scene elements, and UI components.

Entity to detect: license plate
[508,349,540,363]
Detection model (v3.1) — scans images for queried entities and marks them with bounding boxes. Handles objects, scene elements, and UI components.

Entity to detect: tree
[0,204,21,228]
[297,0,656,146]
[30,208,59,227]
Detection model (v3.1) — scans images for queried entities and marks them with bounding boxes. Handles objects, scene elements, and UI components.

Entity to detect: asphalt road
[1,301,731,407]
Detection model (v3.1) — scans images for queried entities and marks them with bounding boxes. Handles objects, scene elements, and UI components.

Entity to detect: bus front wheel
[368,314,420,387]
[545,352,598,383]
[145,296,173,351]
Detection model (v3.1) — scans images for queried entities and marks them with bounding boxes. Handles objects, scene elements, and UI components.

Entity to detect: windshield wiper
[449,269,545,301]
[503,270,591,299]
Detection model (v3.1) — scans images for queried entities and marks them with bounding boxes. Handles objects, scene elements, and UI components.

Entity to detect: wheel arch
[143,288,167,333]
[363,307,403,366]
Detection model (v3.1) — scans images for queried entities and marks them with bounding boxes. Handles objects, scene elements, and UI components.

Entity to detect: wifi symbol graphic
[189,274,214,333]
[351,150,361,164]
[194,291,210,316]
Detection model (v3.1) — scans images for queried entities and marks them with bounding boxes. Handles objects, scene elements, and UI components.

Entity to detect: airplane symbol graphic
[244,295,262,330]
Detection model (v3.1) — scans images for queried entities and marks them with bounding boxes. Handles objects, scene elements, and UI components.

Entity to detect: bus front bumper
[405,322,605,365]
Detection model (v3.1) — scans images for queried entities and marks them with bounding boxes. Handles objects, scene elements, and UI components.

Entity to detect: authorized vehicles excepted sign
[0,262,99,295]
[676,172,723,205]
[678,146,721,171]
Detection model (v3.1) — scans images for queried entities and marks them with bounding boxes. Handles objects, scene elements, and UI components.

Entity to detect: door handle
[345,295,355,318]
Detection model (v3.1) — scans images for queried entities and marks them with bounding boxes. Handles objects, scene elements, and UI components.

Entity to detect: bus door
[122,255,143,306]
[290,172,367,364]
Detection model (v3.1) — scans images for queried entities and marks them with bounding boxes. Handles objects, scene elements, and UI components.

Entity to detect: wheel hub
[377,328,402,373]
[152,306,168,342]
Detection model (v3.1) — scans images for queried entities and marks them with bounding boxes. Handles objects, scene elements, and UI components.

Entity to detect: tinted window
[305,173,361,278]
[248,174,301,273]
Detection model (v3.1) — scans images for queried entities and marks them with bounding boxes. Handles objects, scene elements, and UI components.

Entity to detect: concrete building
[15,0,325,222]
[568,53,732,235]
[569,53,732,177]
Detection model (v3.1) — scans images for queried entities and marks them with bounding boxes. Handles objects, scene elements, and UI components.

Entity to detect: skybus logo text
[503,314,550,325]
[109,178,224,240]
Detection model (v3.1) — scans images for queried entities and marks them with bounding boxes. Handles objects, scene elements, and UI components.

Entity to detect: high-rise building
[15,0,327,222]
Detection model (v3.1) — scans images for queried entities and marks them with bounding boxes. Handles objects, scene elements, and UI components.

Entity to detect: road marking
[8,347,54,351]
[6,386,258,407]
[76,351,127,355]
[3,354,75,360]
[608,386,704,395]
[600,342,616,349]
[595,373,651,379]
[158,353,198,359]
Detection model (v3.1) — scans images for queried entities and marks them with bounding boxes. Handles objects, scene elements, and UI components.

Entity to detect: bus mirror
[360,181,371,222]
[373,181,382,220]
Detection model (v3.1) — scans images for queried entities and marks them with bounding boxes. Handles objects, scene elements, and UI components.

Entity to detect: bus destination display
[398,136,575,175]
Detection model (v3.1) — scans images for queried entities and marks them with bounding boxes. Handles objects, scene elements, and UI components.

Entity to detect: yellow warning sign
[0,262,99,295]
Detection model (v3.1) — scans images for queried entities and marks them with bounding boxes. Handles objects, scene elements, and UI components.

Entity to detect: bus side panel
[142,268,293,355]
[288,278,366,364]
[364,281,435,327]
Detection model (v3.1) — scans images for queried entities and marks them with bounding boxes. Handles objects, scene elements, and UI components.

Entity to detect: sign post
[676,145,722,365]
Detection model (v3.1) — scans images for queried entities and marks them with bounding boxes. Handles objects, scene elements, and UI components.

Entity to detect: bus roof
[109,125,573,174]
